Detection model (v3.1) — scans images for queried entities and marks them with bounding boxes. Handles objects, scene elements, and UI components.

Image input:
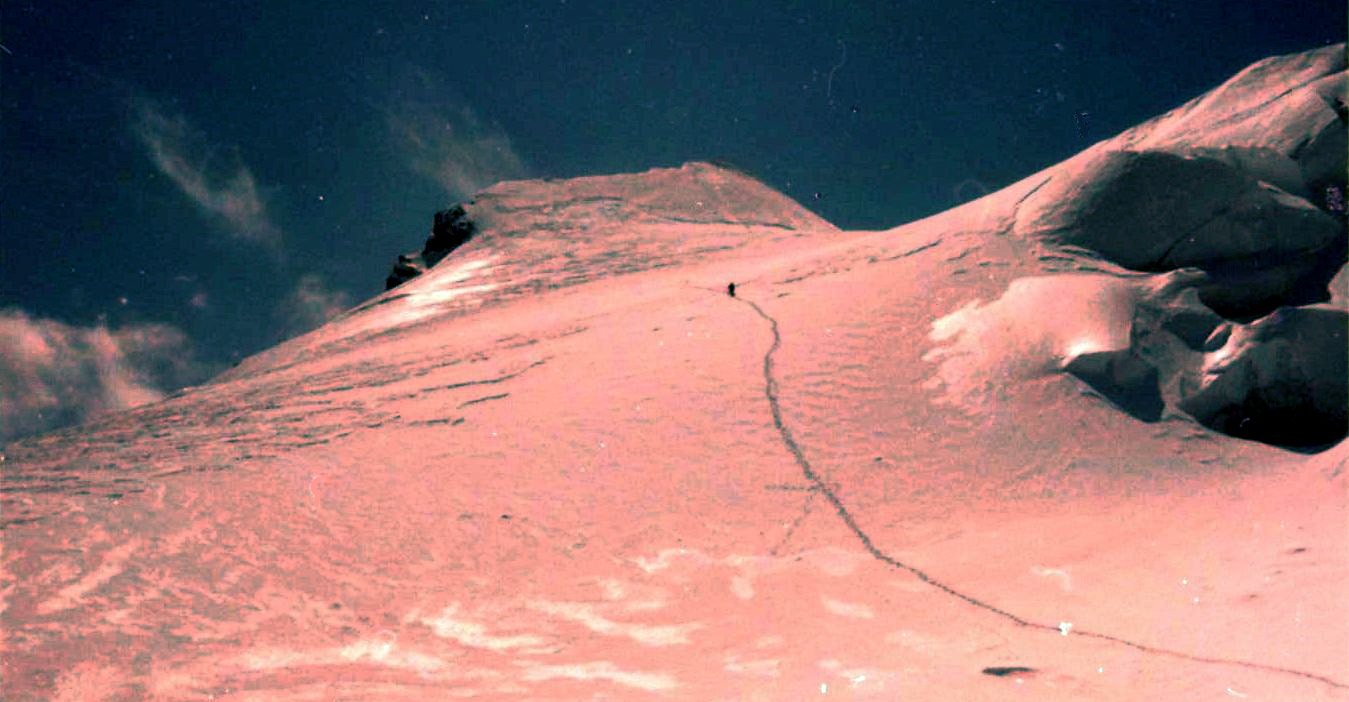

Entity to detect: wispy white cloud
[0,309,207,441]
[132,98,281,247]
[385,68,528,199]
[274,274,353,337]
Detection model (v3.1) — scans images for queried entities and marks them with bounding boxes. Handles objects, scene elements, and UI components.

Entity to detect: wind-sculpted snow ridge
[2,46,1346,700]
[999,43,1348,449]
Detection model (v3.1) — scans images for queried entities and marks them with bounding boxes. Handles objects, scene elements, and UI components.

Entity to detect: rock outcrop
[384,204,476,290]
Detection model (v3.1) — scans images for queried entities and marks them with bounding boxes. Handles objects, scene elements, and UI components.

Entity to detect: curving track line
[732,293,1347,690]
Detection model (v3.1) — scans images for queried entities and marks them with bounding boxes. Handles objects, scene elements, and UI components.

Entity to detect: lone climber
[727,282,736,298]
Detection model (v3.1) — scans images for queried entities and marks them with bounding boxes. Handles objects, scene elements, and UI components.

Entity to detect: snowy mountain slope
[2,45,1346,701]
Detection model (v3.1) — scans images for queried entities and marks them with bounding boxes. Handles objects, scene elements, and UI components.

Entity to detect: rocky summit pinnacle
[385,204,476,290]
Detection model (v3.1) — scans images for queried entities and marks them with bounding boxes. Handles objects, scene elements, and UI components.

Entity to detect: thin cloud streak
[132,98,281,247]
[384,69,529,200]
[274,274,354,338]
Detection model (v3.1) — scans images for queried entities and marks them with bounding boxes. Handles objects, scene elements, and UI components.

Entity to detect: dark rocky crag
[384,204,476,290]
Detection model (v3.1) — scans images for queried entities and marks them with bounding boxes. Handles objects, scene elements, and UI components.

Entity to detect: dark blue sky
[2,0,1344,374]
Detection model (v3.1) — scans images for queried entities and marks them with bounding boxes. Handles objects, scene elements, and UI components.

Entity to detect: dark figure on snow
[727,282,736,297]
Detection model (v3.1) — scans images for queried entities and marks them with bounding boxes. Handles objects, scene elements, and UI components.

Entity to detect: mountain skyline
[2,41,1345,699]
[2,1,1345,440]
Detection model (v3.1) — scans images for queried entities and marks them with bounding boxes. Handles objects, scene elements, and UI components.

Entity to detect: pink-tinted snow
[2,46,1346,701]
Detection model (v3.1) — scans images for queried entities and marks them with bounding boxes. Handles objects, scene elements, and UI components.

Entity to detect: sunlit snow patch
[37,539,141,615]
[525,598,702,647]
[821,596,875,620]
[346,256,499,336]
[1030,565,1075,592]
[412,602,551,652]
[516,660,680,691]
[922,274,1137,412]
[634,546,868,579]
[237,638,449,675]
[723,653,782,678]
